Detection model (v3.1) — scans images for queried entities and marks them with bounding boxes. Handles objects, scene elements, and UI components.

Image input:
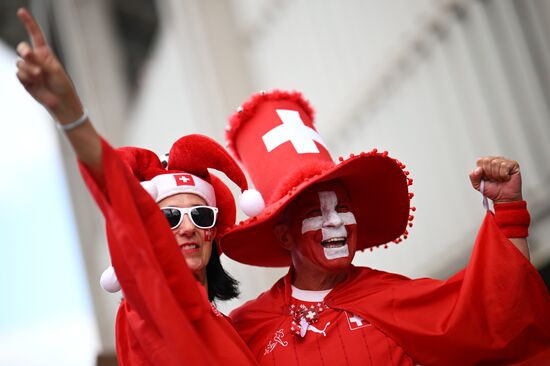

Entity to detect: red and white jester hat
[118,134,251,236]
[100,134,253,293]
[220,90,415,267]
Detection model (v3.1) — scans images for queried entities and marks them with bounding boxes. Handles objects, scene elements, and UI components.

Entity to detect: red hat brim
[219,152,411,267]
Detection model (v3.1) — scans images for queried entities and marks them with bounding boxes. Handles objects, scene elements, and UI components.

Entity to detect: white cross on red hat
[262,109,327,154]
[226,91,333,204]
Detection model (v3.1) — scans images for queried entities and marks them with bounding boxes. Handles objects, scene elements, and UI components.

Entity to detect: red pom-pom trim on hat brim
[219,150,414,267]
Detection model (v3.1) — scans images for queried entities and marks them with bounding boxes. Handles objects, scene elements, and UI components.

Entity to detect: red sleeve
[79,138,256,365]
[349,212,550,366]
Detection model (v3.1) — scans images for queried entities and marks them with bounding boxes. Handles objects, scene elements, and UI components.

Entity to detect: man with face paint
[279,182,359,288]
[220,90,550,366]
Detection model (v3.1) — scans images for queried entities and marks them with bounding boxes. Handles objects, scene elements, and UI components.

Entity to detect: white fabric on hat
[141,173,216,206]
[262,109,327,154]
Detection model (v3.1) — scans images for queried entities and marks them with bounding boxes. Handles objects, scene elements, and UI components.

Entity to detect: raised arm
[469,156,530,259]
[15,8,102,177]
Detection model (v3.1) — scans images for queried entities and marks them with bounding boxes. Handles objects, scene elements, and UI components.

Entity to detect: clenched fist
[469,156,522,204]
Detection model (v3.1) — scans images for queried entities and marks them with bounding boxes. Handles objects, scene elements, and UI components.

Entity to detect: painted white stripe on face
[302,216,323,234]
[324,244,349,259]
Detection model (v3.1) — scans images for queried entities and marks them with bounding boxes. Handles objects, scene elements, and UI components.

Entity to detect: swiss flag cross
[173,174,195,186]
[346,312,370,331]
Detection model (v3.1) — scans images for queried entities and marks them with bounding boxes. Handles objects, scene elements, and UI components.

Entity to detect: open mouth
[180,243,199,250]
[321,237,347,248]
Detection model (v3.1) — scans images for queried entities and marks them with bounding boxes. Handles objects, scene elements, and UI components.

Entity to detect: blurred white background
[0,41,99,366]
[1,0,549,365]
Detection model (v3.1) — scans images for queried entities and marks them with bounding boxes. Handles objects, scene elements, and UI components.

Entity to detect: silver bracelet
[57,109,88,132]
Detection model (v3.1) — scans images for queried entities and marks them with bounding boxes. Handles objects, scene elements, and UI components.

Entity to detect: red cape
[80,139,256,366]
[231,213,550,365]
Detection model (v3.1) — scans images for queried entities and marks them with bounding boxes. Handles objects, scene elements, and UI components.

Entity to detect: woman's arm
[15,8,103,178]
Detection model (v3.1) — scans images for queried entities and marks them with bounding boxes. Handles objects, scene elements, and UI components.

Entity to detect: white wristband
[57,109,88,132]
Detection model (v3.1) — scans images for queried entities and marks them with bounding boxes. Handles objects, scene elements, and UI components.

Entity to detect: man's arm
[469,156,529,259]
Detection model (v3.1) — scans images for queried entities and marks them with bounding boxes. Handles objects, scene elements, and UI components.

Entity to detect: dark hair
[206,240,240,302]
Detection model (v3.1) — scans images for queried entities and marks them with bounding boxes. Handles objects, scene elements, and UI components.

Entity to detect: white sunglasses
[160,206,218,229]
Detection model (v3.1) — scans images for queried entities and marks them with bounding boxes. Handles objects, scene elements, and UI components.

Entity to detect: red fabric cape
[231,213,550,365]
[80,139,256,366]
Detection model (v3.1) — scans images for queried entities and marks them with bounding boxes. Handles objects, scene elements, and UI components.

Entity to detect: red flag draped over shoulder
[231,213,550,365]
[79,138,256,366]
[337,212,550,365]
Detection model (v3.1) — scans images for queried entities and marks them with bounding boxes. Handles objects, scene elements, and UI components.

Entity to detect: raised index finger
[17,8,48,48]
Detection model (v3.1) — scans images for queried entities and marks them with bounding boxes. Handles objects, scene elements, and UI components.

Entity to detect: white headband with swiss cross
[140,173,216,206]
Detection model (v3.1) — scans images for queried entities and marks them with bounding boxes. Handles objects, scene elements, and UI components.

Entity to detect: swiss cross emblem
[262,109,327,154]
[346,312,370,330]
[173,174,195,186]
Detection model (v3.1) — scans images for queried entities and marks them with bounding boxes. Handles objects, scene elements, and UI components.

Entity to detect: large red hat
[219,90,415,267]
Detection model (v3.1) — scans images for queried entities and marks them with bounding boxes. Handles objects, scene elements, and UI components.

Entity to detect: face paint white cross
[262,109,327,154]
[301,191,356,260]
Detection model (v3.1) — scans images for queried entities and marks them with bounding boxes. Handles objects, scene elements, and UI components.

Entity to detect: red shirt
[260,296,415,365]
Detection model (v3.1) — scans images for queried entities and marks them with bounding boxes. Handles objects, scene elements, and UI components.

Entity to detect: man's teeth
[180,244,199,250]
[321,237,347,247]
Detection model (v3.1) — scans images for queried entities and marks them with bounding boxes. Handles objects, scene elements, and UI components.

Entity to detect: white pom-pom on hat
[100,266,121,293]
[158,152,169,168]
[239,189,265,217]
[140,180,158,200]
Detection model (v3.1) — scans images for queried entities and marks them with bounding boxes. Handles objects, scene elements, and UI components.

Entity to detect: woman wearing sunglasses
[15,7,258,366]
